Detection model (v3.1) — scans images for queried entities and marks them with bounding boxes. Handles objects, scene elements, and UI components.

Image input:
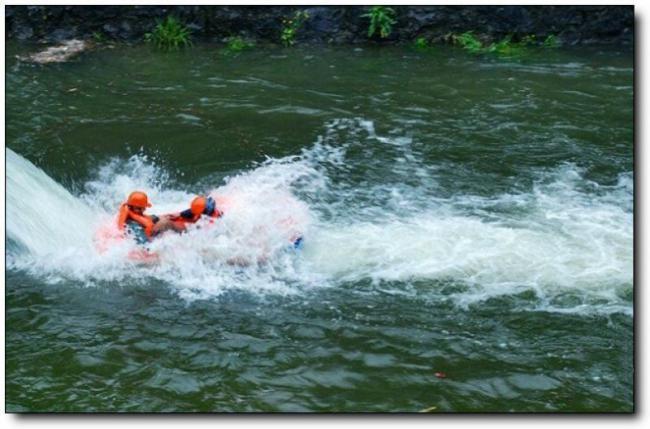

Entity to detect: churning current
[5,43,633,412]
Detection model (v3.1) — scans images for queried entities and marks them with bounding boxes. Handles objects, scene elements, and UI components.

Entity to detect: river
[5,42,633,412]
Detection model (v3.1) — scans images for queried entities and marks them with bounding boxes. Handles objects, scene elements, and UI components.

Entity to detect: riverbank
[6,5,633,46]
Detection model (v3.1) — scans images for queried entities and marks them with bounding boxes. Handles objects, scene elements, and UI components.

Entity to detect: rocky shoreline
[6,5,633,46]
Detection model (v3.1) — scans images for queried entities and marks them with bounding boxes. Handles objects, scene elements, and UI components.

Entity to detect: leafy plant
[281,10,310,47]
[543,34,559,48]
[453,32,546,57]
[485,35,523,56]
[92,31,106,43]
[414,37,429,49]
[225,36,254,53]
[144,16,192,51]
[453,31,483,54]
[362,6,397,39]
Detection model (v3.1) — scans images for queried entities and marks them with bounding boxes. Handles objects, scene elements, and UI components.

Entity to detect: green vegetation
[452,31,483,54]
[452,31,560,57]
[414,37,429,49]
[543,34,559,48]
[144,16,192,51]
[487,34,537,55]
[362,6,397,39]
[224,36,255,53]
[485,35,523,56]
[91,31,106,43]
[281,10,310,47]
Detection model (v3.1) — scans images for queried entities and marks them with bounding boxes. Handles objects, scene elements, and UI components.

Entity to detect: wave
[6,118,633,313]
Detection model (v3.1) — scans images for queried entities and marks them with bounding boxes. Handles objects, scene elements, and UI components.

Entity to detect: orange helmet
[190,196,207,216]
[126,191,152,208]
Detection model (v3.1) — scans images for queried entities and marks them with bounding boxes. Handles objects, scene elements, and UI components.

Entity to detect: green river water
[5,42,633,412]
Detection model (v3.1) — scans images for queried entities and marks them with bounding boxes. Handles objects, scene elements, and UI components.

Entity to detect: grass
[362,6,397,39]
[144,16,192,51]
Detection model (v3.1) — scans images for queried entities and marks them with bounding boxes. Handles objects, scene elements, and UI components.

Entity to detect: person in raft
[117,191,184,245]
[169,195,222,228]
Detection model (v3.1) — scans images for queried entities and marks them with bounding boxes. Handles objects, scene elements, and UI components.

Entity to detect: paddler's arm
[157,210,192,221]
[152,215,186,234]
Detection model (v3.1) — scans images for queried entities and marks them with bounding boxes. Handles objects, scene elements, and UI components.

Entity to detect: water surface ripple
[5,43,632,412]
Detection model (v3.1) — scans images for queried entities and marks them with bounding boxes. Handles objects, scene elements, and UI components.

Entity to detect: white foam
[7,148,315,296]
[6,118,633,313]
[7,149,95,258]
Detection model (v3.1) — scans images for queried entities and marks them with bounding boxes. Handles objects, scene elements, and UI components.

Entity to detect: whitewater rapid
[6,119,633,313]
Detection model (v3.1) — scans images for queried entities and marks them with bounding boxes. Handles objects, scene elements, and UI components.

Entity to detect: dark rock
[102,23,119,36]
[119,20,133,39]
[4,5,634,45]
[304,7,344,39]
[187,22,203,33]
[49,27,76,42]
[15,25,34,41]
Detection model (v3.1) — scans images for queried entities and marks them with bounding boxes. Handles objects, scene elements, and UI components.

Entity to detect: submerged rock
[22,39,89,64]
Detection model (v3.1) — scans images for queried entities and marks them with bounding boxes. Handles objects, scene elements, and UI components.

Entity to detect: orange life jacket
[117,203,155,238]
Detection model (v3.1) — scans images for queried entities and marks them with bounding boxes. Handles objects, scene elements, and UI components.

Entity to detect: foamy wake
[6,118,633,313]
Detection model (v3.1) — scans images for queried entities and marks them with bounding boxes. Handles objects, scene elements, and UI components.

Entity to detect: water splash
[6,118,633,313]
[7,148,314,294]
